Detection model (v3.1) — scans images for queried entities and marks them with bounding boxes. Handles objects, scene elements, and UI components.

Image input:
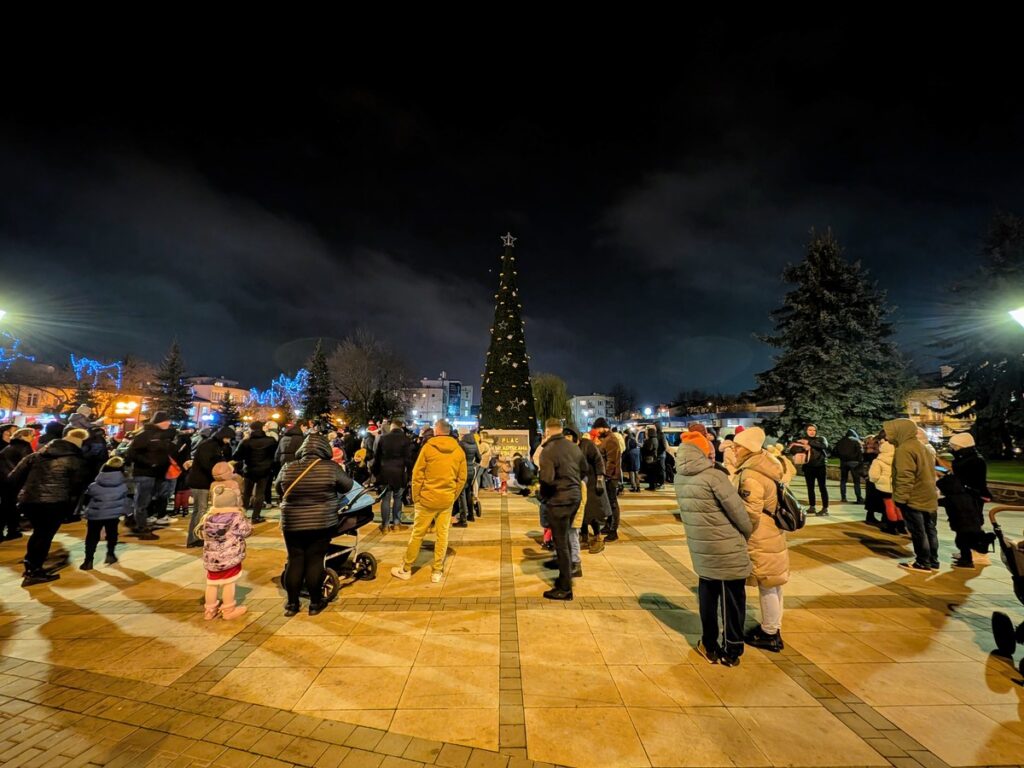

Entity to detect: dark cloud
[3,40,1024,403]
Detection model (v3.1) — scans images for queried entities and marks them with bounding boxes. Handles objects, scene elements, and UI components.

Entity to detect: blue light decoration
[245,369,308,410]
[0,331,35,370]
[70,354,124,390]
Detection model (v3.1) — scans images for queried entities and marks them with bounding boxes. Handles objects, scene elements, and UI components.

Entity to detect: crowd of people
[0,407,1002,645]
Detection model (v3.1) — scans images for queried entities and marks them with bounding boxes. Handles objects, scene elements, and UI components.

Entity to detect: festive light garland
[245,369,309,409]
[0,332,34,370]
[70,354,124,390]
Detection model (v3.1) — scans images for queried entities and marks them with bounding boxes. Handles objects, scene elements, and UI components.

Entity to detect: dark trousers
[547,503,578,592]
[804,465,829,509]
[697,577,746,657]
[283,527,332,605]
[22,502,70,571]
[1,488,19,537]
[605,478,620,532]
[901,506,939,568]
[840,462,863,501]
[265,465,277,504]
[457,481,475,523]
[84,519,119,558]
[243,476,270,519]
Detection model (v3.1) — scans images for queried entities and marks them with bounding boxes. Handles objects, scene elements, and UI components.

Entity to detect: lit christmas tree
[479,233,538,445]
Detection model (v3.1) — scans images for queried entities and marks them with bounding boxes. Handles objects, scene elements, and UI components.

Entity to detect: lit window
[26,393,39,408]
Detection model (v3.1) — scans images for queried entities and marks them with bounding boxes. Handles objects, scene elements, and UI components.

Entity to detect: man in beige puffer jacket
[732,427,790,652]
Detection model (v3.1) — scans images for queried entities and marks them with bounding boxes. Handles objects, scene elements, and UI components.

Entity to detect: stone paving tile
[1,483,1020,766]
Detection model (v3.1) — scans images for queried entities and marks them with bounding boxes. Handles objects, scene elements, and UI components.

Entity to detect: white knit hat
[948,432,975,450]
[734,426,766,453]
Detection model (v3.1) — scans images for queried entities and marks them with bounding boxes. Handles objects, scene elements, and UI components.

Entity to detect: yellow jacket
[412,435,468,509]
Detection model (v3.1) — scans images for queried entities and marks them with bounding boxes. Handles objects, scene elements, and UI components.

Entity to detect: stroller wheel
[1015,620,1024,644]
[474,500,482,518]
[322,568,341,603]
[354,552,378,581]
[992,611,1017,657]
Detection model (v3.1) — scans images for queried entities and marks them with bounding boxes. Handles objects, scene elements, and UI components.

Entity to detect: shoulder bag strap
[283,458,322,499]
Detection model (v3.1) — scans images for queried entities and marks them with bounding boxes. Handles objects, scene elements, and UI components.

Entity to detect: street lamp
[1010,308,1024,329]
[643,407,653,417]
[0,310,6,322]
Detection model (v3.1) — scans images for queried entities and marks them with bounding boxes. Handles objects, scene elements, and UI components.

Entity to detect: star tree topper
[501,232,517,248]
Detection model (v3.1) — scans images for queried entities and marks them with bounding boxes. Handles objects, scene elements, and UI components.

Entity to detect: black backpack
[773,481,806,532]
[737,469,806,532]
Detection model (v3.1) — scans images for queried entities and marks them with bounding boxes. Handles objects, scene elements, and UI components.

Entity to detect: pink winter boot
[220,602,248,620]
[204,600,222,620]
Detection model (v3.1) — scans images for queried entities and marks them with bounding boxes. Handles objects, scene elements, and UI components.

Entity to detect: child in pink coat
[196,484,253,620]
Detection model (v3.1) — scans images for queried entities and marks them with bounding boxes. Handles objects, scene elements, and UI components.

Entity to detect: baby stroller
[989,505,1024,674]
[280,482,379,603]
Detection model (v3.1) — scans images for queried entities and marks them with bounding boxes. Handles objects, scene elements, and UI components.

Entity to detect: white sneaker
[431,571,443,583]
[391,566,412,580]
[155,516,171,525]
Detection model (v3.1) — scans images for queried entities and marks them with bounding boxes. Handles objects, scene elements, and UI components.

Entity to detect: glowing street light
[1010,308,1024,329]
[0,310,6,322]
[643,407,653,417]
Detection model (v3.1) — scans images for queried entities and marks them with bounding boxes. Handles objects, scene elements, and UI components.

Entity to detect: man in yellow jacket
[391,420,468,583]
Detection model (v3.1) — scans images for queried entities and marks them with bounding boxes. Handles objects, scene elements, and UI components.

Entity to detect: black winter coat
[342,433,361,464]
[938,474,983,533]
[275,425,305,466]
[460,434,482,471]
[538,434,587,509]
[0,438,34,487]
[187,427,234,490]
[126,424,174,478]
[8,439,90,505]
[834,436,863,464]
[234,429,277,478]
[952,448,991,500]
[277,434,354,532]
[372,429,413,489]
[580,439,611,526]
[805,436,829,467]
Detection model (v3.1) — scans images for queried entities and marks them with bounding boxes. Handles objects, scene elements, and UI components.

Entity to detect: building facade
[904,369,972,441]
[186,377,252,426]
[569,394,616,430]
[402,374,475,427]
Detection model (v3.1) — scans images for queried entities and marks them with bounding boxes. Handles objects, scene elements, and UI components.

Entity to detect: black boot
[80,558,94,571]
[543,587,573,601]
[745,625,784,652]
[22,569,60,587]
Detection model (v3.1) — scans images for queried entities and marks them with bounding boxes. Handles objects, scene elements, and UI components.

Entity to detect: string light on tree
[478,233,538,444]
[70,354,124,390]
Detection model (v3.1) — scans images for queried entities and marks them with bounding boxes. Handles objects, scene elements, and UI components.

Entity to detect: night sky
[3,26,1023,404]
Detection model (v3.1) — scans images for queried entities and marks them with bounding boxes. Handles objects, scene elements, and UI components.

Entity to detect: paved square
[0,481,1022,767]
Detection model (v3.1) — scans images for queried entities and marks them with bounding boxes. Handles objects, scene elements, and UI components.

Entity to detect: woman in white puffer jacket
[868,441,904,534]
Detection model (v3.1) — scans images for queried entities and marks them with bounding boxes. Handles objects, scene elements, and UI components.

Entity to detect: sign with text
[486,429,531,461]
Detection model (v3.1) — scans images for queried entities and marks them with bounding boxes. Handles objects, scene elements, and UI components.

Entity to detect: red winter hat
[734,425,745,434]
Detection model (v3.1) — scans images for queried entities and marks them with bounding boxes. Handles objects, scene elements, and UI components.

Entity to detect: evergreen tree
[219,393,241,427]
[302,339,334,423]
[73,377,96,410]
[936,212,1024,457]
[154,341,192,425]
[755,229,909,441]
[479,234,539,444]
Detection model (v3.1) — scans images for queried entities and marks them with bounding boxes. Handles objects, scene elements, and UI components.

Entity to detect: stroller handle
[988,504,1024,526]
